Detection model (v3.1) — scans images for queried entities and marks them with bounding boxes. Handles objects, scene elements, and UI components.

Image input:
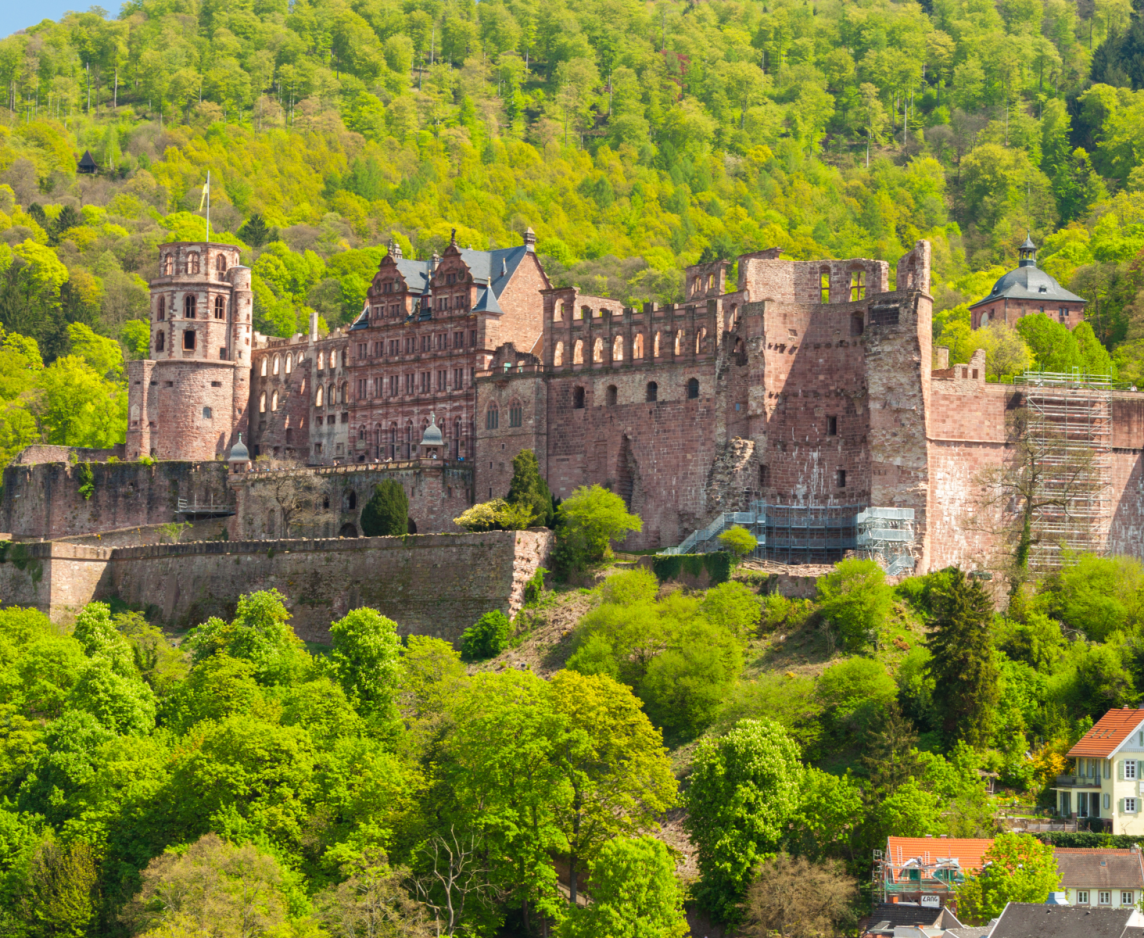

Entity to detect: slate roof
[969,262,1084,308]
[991,903,1138,938]
[1056,849,1144,889]
[866,903,944,933]
[1069,708,1144,758]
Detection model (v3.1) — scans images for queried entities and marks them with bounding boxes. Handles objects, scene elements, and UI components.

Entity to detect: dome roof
[970,263,1084,309]
[420,414,444,447]
[227,433,250,462]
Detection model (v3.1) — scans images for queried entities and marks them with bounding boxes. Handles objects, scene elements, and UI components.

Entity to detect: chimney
[934,346,949,370]
[431,252,440,273]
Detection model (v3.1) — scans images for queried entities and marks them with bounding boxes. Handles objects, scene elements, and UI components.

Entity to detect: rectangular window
[454,368,464,389]
[357,379,367,399]
[1123,892,1134,906]
[837,469,846,488]
[420,372,430,393]
[1078,892,1089,905]
[827,416,837,436]
[421,336,430,352]
[437,369,447,391]
[405,374,414,394]
[1126,760,1137,780]
[183,330,196,350]
[470,330,477,347]
[1100,892,1112,905]
[820,271,830,303]
[1127,798,1139,814]
[850,270,866,301]
[510,405,522,428]
[454,331,464,348]
[389,375,398,396]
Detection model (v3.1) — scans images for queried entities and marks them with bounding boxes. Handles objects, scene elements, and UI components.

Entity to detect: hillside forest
[8,0,1144,460]
[0,469,1135,935]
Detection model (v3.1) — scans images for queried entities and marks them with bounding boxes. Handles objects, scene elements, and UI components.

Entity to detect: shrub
[460,610,512,661]
[453,498,536,532]
[718,525,758,559]
[523,567,548,607]
[816,558,893,650]
[360,479,409,537]
[557,485,642,565]
[601,568,659,606]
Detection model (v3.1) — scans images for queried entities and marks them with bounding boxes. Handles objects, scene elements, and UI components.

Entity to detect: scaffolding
[874,847,970,908]
[1015,370,1112,571]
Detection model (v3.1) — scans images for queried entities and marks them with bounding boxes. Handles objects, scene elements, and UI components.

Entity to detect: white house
[1053,707,1144,835]
[1055,847,1144,909]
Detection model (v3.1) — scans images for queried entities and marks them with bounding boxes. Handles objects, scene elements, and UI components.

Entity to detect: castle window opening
[202,407,212,419]
[573,340,584,365]
[579,306,589,320]
[358,426,365,441]
[837,469,847,488]
[687,378,700,399]
[285,355,292,374]
[634,333,644,358]
[315,386,323,407]
[606,385,618,406]
[260,392,266,413]
[157,297,165,320]
[189,253,200,274]
[273,355,280,375]
[820,269,830,303]
[827,416,837,436]
[510,404,522,427]
[162,254,172,275]
[341,382,348,403]
[405,422,413,459]
[674,331,682,356]
[328,383,336,405]
[707,273,715,290]
[260,358,267,377]
[593,338,604,363]
[318,351,325,370]
[850,311,864,337]
[760,464,769,487]
[346,490,357,510]
[554,341,564,367]
[183,330,196,351]
[555,301,565,322]
[486,406,499,430]
[613,336,623,361]
[271,391,279,411]
[214,296,225,319]
[849,270,866,301]
[216,253,227,274]
[220,347,227,359]
[646,381,658,402]
[184,295,197,318]
[695,328,706,354]
[573,386,585,409]
[155,332,165,352]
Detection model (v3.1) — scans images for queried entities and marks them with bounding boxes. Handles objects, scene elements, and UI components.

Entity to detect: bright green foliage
[957,834,1061,925]
[360,479,409,537]
[558,485,642,564]
[718,526,758,559]
[119,320,150,360]
[994,613,1067,670]
[72,601,134,676]
[160,654,268,733]
[816,559,894,651]
[460,610,512,662]
[12,837,100,937]
[506,449,555,528]
[816,658,899,745]
[1016,314,1082,373]
[1037,553,1144,640]
[328,608,403,715]
[559,836,688,938]
[184,590,308,685]
[685,719,804,921]
[700,582,763,638]
[788,767,864,862]
[67,659,156,735]
[926,570,1000,749]
[601,568,659,607]
[453,498,537,532]
[715,674,823,757]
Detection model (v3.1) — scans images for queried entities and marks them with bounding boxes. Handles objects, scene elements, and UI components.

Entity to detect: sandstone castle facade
[6,233,1144,588]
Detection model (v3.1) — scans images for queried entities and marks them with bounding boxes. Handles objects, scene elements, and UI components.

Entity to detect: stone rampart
[0,530,552,644]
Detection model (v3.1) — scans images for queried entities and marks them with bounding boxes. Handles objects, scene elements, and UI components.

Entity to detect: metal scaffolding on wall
[1015,371,1112,571]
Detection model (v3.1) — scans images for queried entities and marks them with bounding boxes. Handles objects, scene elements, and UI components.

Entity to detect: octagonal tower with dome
[968,235,1086,330]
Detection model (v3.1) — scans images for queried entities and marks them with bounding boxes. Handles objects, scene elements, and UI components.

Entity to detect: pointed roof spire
[1018,232,1037,268]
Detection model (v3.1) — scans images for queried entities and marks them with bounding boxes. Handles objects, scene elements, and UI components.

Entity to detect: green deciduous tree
[557,485,642,565]
[184,589,308,685]
[718,525,758,559]
[816,559,894,651]
[329,607,404,716]
[956,833,1061,924]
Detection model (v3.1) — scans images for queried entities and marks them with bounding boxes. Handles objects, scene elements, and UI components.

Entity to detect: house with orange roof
[1052,707,1144,834]
[878,836,995,909]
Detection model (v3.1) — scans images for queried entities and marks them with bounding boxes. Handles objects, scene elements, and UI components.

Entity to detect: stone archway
[338,522,358,538]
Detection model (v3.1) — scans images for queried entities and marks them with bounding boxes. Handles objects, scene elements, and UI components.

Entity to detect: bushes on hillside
[460,610,512,662]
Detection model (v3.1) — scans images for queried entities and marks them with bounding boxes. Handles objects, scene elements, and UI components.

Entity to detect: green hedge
[651,552,733,586]
[1036,832,1143,848]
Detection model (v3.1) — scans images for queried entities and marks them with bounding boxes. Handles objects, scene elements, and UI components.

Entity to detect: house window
[573,387,585,409]
[184,295,196,318]
[850,270,866,301]
[1126,760,1137,780]
[1126,798,1138,814]
[827,416,838,436]
[1104,793,1112,809]
[1123,892,1134,906]
[157,296,165,320]
[1100,892,1112,905]
[687,378,700,399]
[214,296,225,319]
[646,381,658,402]
[1078,891,1089,905]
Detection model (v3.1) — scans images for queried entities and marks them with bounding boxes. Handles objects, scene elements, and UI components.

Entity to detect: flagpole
[205,170,211,245]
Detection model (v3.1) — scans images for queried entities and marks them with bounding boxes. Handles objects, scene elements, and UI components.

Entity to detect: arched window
[260,357,267,377]
[155,331,165,352]
[510,403,523,427]
[260,392,267,413]
[271,390,279,411]
[486,405,499,430]
[315,386,324,407]
[273,355,280,375]
[285,354,292,374]
[341,382,348,403]
[646,381,658,402]
[347,489,357,509]
[695,327,706,354]
[202,406,212,419]
[358,426,366,441]
[214,296,225,319]
[820,268,831,304]
[554,301,565,322]
[554,341,564,367]
[579,306,589,320]
[184,295,196,318]
[573,339,584,365]
[188,253,200,274]
[216,253,227,273]
[573,386,585,409]
[612,336,623,361]
[328,383,336,406]
[633,333,644,359]
[157,296,165,320]
[318,350,325,370]
[592,338,603,363]
[606,385,617,406]
[162,254,172,276]
[850,269,866,301]
[183,330,196,350]
[687,378,700,399]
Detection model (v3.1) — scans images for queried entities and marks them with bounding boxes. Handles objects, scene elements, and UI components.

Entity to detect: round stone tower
[125,242,253,461]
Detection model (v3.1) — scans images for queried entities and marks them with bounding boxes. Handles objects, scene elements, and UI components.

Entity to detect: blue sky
[1,4,124,40]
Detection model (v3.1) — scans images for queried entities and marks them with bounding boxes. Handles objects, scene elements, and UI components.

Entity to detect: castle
[6,233,1144,588]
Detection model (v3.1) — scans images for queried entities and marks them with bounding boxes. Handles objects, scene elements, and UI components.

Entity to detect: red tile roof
[1068,708,1144,758]
[885,837,994,875]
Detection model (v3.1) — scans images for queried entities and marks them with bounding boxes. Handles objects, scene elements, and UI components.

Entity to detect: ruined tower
[125,242,253,461]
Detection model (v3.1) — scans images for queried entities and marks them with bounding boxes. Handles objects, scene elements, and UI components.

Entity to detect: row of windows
[258,348,349,376]
[816,270,867,303]
[153,330,232,358]
[1074,891,1134,905]
[551,330,708,367]
[563,378,700,410]
[156,296,227,320]
[485,405,523,429]
[357,331,477,358]
[161,252,229,276]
